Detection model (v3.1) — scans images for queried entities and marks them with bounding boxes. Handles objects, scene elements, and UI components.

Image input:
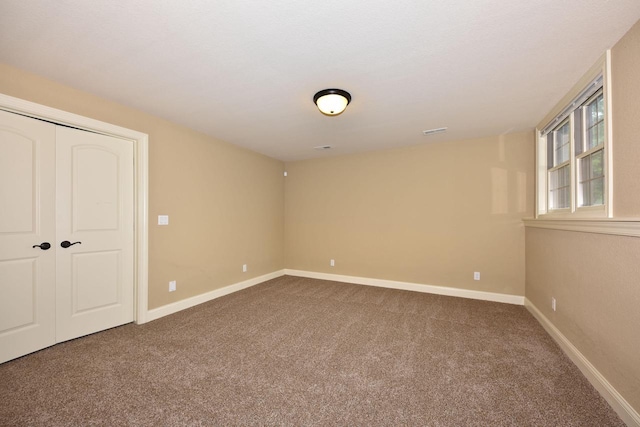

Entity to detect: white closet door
[0,110,56,363]
[55,126,134,342]
[0,111,135,364]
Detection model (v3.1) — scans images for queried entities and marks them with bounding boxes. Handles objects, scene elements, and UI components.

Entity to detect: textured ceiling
[1,1,639,161]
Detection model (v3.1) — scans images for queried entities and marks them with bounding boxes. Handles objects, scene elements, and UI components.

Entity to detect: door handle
[60,241,82,248]
[32,242,51,250]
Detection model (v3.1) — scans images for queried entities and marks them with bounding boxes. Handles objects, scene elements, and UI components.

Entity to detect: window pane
[589,102,598,124]
[591,149,603,178]
[554,122,570,165]
[562,186,570,208]
[597,122,604,148]
[591,177,604,206]
[578,149,605,207]
[587,125,595,149]
[549,164,570,209]
[581,154,590,182]
[581,180,591,206]
[597,95,604,120]
[574,109,583,155]
[586,93,604,150]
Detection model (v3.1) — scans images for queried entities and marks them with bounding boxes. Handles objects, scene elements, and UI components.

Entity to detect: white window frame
[535,51,613,219]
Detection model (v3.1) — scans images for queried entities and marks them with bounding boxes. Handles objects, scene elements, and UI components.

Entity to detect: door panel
[0,110,56,364]
[0,127,35,233]
[55,126,134,342]
[0,258,37,330]
[73,251,120,312]
[74,147,120,231]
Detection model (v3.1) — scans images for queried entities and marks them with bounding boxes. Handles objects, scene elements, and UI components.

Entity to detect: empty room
[1,1,639,425]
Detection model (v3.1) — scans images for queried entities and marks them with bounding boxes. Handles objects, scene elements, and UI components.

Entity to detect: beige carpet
[0,275,624,426]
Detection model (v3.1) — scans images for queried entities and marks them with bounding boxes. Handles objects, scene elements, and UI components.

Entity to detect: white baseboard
[525,298,640,427]
[284,269,524,305]
[143,268,523,323]
[145,270,286,322]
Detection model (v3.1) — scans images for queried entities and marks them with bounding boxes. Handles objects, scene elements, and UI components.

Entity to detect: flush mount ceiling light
[313,89,351,116]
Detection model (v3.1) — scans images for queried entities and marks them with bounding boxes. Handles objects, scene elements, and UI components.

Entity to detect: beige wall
[0,63,285,309]
[612,18,640,217]
[526,228,640,411]
[285,131,534,296]
[525,19,640,414]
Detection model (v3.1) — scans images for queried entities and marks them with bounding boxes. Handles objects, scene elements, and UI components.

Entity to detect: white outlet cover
[158,215,169,225]
[169,280,176,292]
[330,259,335,267]
[242,264,247,272]
[473,272,480,280]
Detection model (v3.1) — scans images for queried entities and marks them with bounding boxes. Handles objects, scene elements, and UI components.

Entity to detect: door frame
[0,93,150,324]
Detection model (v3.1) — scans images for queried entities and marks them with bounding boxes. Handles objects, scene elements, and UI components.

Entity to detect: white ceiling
[1,1,639,161]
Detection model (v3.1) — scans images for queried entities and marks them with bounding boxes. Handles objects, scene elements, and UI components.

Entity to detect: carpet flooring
[0,275,624,426]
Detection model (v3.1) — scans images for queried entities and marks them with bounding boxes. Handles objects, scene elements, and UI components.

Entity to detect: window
[548,120,571,210]
[536,52,612,218]
[577,92,605,207]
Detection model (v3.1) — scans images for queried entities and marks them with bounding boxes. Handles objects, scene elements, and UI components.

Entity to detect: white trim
[284,269,524,305]
[146,270,286,322]
[135,137,150,324]
[604,49,614,217]
[523,218,640,238]
[535,127,547,216]
[0,93,150,324]
[525,299,640,427]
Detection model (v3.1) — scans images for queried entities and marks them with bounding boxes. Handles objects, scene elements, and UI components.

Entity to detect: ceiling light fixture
[313,89,351,116]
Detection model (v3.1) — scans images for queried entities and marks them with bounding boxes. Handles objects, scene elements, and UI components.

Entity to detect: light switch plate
[158,215,169,225]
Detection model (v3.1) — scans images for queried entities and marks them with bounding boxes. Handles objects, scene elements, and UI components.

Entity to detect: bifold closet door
[0,110,57,363]
[55,126,134,342]
[0,110,134,364]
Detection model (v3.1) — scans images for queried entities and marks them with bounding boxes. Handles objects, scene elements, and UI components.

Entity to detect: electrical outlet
[330,259,335,267]
[158,215,169,225]
[552,297,556,312]
[473,272,480,280]
[242,264,247,273]
[169,280,176,292]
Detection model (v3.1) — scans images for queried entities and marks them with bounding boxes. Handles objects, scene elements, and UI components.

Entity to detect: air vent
[314,145,332,150]
[422,127,448,136]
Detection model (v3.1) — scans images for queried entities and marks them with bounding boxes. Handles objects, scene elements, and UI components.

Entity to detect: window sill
[523,218,640,238]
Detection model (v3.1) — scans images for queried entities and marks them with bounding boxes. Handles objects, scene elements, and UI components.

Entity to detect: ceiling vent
[422,127,448,136]
[314,145,332,150]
